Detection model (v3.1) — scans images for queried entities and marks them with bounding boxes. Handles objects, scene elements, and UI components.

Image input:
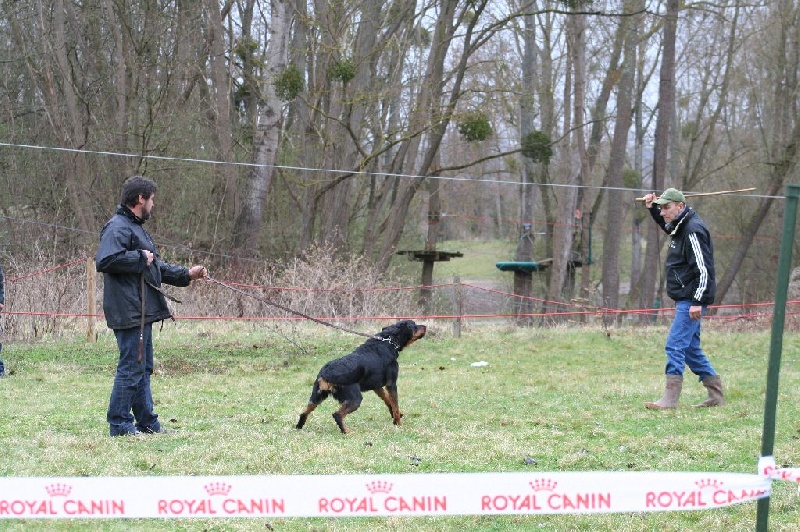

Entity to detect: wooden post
[86,257,96,342]
[420,260,434,314]
[513,270,533,326]
[452,275,462,338]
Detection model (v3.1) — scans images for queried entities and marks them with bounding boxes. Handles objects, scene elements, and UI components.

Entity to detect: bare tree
[232,0,291,251]
[547,6,587,311]
[204,0,239,222]
[639,0,679,318]
[716,0,800,304]
[601,0,638,316]
[1,0,797,309]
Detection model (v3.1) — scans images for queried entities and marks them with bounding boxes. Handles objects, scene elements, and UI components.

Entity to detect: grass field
[391,239,518,283]
[1,320,799,531]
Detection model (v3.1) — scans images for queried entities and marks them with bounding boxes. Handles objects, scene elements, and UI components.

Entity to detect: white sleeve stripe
[688,233,708,301]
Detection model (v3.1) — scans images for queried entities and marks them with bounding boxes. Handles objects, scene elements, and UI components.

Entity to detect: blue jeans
[0,340,4,375]
[664,300,717,380]
[107,324,161,436]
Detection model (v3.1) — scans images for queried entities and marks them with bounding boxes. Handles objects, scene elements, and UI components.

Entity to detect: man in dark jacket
[96,176,206,436]
[642,188,725,409]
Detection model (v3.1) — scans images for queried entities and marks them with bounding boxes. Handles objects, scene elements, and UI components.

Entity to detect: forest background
[1,0,799,324]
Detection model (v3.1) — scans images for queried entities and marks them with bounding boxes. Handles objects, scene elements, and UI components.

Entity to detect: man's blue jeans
[107,323,161,436]
[664,300,717,380]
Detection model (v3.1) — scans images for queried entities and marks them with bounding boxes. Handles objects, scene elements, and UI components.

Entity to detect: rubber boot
[645,375,683,410]
[693,375,726,407]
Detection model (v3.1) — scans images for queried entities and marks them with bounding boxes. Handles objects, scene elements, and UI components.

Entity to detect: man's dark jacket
[96,205,191,330]
[648,205,716,306]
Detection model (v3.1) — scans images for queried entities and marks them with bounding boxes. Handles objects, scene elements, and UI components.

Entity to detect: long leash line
[203,275,377,340]
[138,273,145,364]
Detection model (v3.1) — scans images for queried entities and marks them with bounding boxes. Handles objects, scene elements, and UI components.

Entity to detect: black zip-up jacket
[96,205,191,330]
[648,205,716,306]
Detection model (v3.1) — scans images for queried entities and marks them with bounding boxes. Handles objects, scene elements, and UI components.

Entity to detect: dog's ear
[394,320,416,334]
[380,323,398,336]
[381,320,409,333]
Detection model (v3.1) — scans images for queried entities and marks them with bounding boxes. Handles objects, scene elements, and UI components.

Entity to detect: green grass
[1,321,799,530]
[391,239,517,283]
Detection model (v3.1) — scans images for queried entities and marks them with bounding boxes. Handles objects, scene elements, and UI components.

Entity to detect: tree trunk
[601,2,637,320]
[640,0,678,320]
[514,11,538,323]
[548,12,584,314]
[374,0,484,272]
[232,0,291,250]
[205,0,239,220]
[716,106,800,304]
[48,0,94,233]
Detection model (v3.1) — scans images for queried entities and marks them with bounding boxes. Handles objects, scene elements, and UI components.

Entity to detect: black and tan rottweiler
[295,320,427,434]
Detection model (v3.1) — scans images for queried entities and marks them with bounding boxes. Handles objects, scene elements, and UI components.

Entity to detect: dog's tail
[317,377,335,392]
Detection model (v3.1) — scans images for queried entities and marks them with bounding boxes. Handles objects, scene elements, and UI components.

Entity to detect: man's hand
[689,305,703,320]
[643,192,657,208]
[188,265,207,281]
[142,250,154,266]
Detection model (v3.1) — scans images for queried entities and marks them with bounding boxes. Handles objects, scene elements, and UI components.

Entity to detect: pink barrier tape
[760,455,800,484]
[0,469,781,520]
[5,258,87,283]
[2,258,798,322]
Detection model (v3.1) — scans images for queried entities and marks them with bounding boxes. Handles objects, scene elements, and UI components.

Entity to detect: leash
[203,274,379,340]
[137,269,184,364]
[138,273,145,364]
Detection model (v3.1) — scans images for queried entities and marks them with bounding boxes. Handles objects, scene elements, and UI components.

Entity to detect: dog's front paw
[296,413,307,429]
[393,412,403,425]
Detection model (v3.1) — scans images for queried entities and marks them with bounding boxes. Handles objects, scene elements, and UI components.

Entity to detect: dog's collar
[374,336,401,351]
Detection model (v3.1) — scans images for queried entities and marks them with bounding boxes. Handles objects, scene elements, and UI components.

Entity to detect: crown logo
[529,479,558,492]
[204,482,233,496]
[45,483,72,497]
[696,478,723,490]
[366,481,393,494]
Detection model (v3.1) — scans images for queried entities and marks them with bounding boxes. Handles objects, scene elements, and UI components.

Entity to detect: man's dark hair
[120,176,157,207]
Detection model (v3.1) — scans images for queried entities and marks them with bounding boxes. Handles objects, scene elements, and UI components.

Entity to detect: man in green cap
[641,188,725,409]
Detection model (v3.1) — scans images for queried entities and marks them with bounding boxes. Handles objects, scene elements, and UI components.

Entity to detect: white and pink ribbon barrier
[3,460,798,520]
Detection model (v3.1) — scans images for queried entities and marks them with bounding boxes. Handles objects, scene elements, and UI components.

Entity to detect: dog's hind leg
[296,403,318,429]
[332,400,361,434]
[331,385,362,434]
[296,380,330,430]
[374,387,403,426]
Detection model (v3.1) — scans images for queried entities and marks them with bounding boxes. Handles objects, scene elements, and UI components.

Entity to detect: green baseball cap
[654,188,686,205]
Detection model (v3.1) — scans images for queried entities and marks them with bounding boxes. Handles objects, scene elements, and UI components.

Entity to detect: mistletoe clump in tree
[457,112,493,142]
[521,130,553,164]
